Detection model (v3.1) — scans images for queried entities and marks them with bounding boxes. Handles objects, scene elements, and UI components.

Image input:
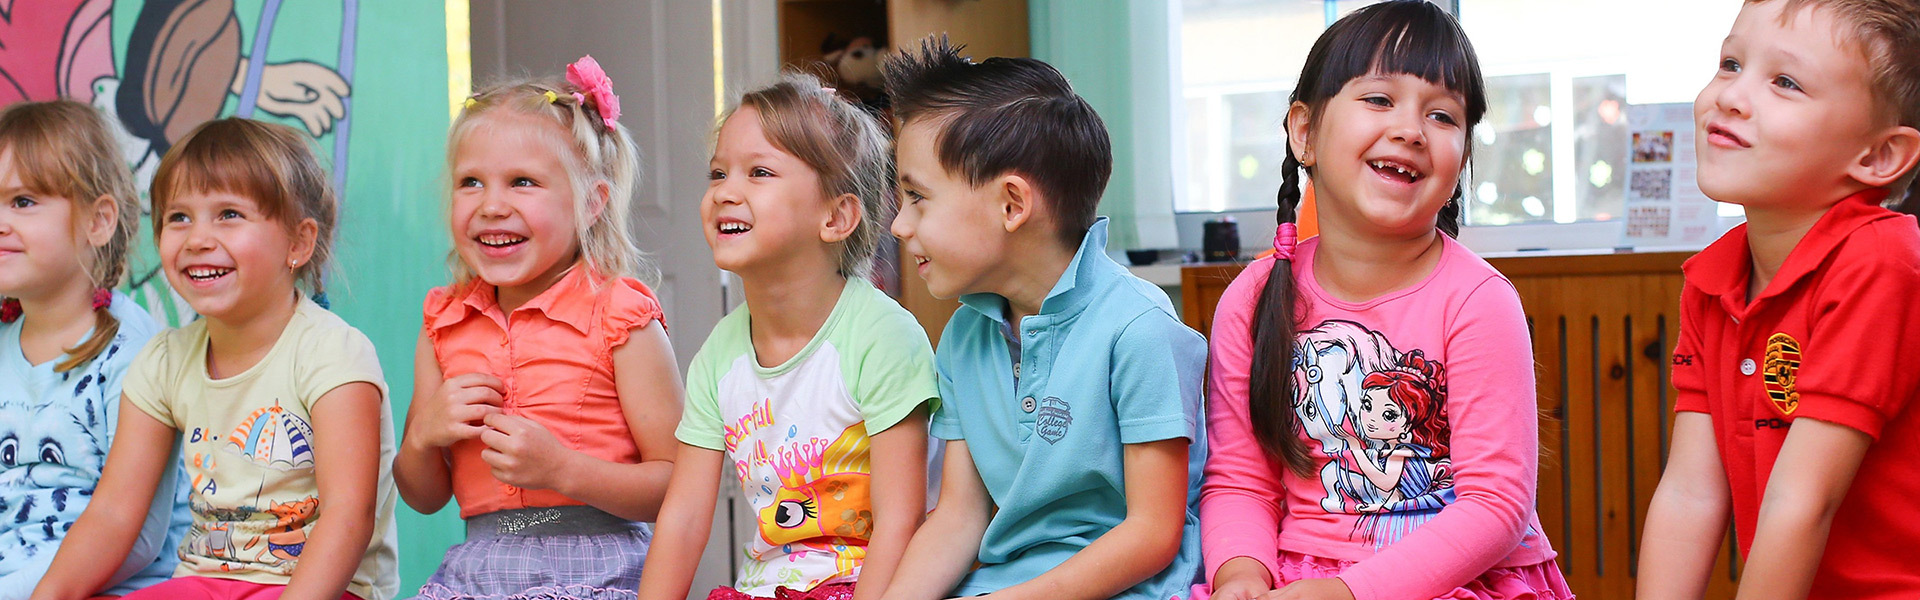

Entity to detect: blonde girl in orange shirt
[392,56,684,600]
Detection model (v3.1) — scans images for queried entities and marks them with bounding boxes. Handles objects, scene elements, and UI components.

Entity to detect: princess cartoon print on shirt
[1291,320,1454,548]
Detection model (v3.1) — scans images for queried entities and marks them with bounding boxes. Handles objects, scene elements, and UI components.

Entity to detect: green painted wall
[102,0,463,591]
[1031,0,1180,252]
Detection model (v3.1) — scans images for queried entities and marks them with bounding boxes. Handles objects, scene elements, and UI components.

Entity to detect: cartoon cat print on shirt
[0,345,120,564]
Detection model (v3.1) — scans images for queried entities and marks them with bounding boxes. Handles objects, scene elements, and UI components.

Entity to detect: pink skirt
[1192,551,1574,600]
[706,583,855,600]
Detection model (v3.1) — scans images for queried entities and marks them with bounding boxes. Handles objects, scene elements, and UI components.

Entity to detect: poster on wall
[1623,102,1718,247]
[1,0,452,329]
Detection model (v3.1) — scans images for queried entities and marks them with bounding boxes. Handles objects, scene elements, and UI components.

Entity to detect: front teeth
[478,233,526,247]
[186,267,233,281]
[718,222,750,234]
[1369,160,1422,181]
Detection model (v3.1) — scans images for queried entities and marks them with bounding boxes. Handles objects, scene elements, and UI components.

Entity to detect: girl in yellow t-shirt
[34,118,397,600]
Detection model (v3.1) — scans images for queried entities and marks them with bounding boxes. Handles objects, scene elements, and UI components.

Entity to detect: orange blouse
[423,266,664,518]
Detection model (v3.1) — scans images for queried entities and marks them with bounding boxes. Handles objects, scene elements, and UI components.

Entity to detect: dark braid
[1438,180,1465,237]
[1249,147,1312,476]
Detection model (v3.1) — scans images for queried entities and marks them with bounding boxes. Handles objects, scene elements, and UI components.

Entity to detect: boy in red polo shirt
[1636,1,1920,598]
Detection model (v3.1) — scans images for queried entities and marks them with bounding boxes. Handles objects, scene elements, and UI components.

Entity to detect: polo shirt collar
[1683,189,1895,312]
[429,265,599,334]
[958,217,1114,324]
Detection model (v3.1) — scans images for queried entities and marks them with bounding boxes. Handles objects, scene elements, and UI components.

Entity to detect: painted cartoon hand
[248,60,351,136]
[479,413,570,491]
[1270,577,1356,600]
[409,372,504,449]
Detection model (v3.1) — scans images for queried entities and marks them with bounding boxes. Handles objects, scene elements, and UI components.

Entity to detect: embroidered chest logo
[1762,333,1802,416]
[1035,397,1073,444]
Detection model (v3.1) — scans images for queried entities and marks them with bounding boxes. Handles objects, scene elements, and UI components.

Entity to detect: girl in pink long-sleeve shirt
[1197,3,1570,600]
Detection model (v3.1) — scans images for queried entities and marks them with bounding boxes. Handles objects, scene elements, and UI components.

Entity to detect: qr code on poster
[1630,168,1673,201]
[1628,206,1671,238]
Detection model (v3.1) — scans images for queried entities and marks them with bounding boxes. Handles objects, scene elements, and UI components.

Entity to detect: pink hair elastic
[0,289,108,324]
[1273,223,1299,260]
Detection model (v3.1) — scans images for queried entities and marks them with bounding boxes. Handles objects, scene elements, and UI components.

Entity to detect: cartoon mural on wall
[5,2,460,587]
[1,0,358,326]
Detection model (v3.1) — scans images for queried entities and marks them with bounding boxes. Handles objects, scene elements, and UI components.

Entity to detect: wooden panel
[1180,263,1246,336]
[1180,252,1729,599]
[888,0,1030,59]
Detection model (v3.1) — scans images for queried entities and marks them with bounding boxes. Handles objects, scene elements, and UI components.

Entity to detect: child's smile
[890,119,1008,300]
[450,112,586,309]
[702,105,839,278]
[1298,73,1465,238]
[473,229,530,258]
[1692,0,1887,209]
[158,191,305,321]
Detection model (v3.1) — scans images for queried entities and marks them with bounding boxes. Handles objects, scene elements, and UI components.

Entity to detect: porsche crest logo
[1762,333,1802,416]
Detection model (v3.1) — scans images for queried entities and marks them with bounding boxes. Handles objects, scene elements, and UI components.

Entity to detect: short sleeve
[1109,311,1208,444]
[295,321,388,410]
[122,334,177,428]
[1792,224,1920,439]
[420,283,468,344]
[930,368,964,441]
[604,277,666,348]
[849,311,940,435]
[1671,286,1711,415]
[675,339,728,451]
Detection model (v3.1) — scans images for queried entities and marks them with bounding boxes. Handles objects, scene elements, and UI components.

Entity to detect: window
[1179,0,1389,213]
[1459,0,1740,225]
[1176,0,1743,236]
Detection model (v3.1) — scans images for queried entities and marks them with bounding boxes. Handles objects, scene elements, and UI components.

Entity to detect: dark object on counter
[1125,249,1159,266]
[1203,218,1240,262]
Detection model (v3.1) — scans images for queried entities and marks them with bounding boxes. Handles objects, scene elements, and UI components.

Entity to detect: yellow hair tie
[464,97,479,110]
[544,90,559,103]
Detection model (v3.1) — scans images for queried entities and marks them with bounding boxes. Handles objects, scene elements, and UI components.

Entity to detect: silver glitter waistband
[466,506,646,539]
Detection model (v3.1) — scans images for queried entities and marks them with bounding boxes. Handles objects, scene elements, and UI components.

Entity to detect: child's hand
[410,372,504,449]
[1209,579,1276,600]
[1271,578,1355,600]
[1210,556,1278,600]
[478,413,572,491]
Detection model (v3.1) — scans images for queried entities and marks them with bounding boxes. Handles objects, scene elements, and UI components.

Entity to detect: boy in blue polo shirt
[878,37,1208,600]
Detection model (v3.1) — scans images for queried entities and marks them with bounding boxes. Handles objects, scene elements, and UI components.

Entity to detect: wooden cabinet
[776,0,1029,346]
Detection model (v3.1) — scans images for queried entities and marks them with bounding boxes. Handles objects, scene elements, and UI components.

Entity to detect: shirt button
[1026,330,1036,338]
[1022,397,1036,413]
[1740,358,1757,376]
[1014,363,1021,378]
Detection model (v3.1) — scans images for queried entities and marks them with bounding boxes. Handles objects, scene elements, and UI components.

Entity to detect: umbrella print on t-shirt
[225,401,316,471]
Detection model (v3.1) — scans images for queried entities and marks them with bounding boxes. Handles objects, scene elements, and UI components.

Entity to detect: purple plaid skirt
[409,506,651,600]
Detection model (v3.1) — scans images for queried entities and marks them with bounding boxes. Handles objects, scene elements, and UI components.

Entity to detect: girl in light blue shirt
[0,100,189,600]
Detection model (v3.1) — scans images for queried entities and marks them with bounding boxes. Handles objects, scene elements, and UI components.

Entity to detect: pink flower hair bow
[566,55,622,129]
[1273,223,1299,260]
